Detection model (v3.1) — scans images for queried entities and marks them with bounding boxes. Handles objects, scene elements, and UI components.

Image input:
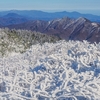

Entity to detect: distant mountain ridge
[6,17,100,43]
[0,10,100,22]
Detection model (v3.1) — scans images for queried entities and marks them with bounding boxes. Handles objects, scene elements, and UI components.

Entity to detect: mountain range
[0,10,100,26]
[5,17,100,43]
[0,10,100,42]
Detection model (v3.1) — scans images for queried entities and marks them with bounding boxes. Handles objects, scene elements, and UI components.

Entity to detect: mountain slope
[0,28,60,57]
[0,17,28,26]
[0,13,29,26]
[3,13,24,18]
[7,17,100,43]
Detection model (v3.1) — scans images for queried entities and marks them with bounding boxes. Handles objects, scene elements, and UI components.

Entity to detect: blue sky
[0,0,100,15]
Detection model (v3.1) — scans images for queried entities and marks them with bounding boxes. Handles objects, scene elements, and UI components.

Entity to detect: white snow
[0,40,100,100]
[92,23,98,27]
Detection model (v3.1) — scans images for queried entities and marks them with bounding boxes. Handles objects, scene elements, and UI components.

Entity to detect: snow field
[0,40,100,100]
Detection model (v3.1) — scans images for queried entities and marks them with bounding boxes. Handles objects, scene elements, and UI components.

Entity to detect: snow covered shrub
[0,39,100,99]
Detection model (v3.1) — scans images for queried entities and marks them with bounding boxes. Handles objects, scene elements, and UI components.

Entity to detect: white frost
[0,40,100,100]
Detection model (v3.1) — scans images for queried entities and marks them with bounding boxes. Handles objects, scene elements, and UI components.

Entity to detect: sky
[0,0,100,15]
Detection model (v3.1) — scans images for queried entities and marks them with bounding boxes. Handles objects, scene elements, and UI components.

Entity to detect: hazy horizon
[0,0,100,16]
[0,9,100,17]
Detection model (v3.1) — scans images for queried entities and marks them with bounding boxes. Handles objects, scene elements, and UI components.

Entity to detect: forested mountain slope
[0,28,60,56]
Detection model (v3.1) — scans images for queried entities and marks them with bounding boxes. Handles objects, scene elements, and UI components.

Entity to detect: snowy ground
[0,40,100,100]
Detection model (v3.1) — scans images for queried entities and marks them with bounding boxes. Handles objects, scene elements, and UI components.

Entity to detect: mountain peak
[77,17,91,22]
[72,11,81,14]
